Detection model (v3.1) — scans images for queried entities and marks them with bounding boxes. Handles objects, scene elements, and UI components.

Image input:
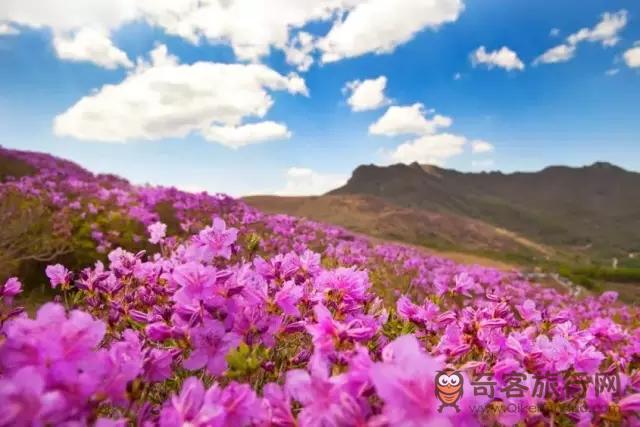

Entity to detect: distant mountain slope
[244,194,554,262]
[327,162,640,261]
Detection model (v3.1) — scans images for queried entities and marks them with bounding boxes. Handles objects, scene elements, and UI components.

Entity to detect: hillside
[1,146,639,426]
[332,162,640,261]
[245,194,553,263]
[248,161,640,265]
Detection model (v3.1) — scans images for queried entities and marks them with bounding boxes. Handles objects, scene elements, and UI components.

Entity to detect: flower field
[0,147,639,426]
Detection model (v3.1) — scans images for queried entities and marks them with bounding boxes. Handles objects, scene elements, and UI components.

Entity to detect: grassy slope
[1,149,636,303]
[244,194,553,259]
[330,163,640,263]
[244,194,640,303]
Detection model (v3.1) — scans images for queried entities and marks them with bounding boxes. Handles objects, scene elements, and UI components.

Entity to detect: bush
[0,189,71,284]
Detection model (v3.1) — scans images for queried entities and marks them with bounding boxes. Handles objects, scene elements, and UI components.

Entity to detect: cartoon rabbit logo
[435,369,463,413]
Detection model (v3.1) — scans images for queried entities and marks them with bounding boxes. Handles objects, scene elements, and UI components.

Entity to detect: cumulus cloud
[388,134,494,166]
[136,0,354,62]
[0,22,19,35]
[369,100,493,166]
[283,31,315,72]
[318,0,464,62]
[533,44,576,65]
[388,133,467,165]
[567,10,627,47]
[0,0,136,67]
[1,0,466,66]
[53,44,307,145]
[624,43,640,68]
[140,0,463,63]
[343,76,389,112]
[277,167,348,196]
[471,140,494,153]
[471,46,525,71]
[0,0,137,32]
[535,10,628,66]
[0,0,334,62]
[203,121,291,148]
[369,103,452,137]
[53,28,132,69]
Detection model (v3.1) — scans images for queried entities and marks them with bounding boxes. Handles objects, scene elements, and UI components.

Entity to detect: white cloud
[369,103,452,137]
[1,0,466,66]
[343,76,389,112]
[283,31,315,72]
[136,0,356,62]
[535,10,628,66]
[0,0,135,67]
[549,28,560,37]
[624,44,640,68]
[605,68,620,76]
[567,10,627,47]
[318,0,464,63]
[0,22,19,35]
[53,45,307,144]
[388,133,466,165]
[0,1,332,63]
[369,96,492,167]
[0,0,337,62]
[0,0,137,33]
[141,0,464,63]
[471,140,494,153]
[471,46,524,71]
[533,44,576,65]
[277,167,348,196]
[453,72,462,80]
[53,28,132,69]
[203,121,291,148]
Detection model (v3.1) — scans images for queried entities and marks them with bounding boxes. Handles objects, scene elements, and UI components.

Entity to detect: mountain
[245,194,551,261]
[247,161,640,264]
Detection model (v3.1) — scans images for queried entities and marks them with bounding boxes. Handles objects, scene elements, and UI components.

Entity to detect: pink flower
[159,377,207,426]
[618,393,640,414]
[203,382,261,426]
[171,262,219,319]
[45,264,70,289]
[286,368,369,426]
[183,318,240,376]
[160,377,262,427]
[1,277,22,303]
[453,272,478,296]
[146,322,174,342]
[187,217,238,261]
[599,291,618,304]
[306,304,377,368]
[275,280,304,317]
[144,349,174,382]
[103,330,144,405]
[369,335,449,426]
[537,334,576,371]
[261,383,295,427]
[315,267,370,310]
[397,296,439,326]
[0,367,65,426]
[147,221,167,244]
[516,299,542,323]
[574,346,604,374]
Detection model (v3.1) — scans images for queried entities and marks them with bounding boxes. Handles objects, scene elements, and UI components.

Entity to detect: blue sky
[0,0,639,196]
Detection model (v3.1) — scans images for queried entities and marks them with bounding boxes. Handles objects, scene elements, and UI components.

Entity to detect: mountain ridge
[250,160,640,264]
